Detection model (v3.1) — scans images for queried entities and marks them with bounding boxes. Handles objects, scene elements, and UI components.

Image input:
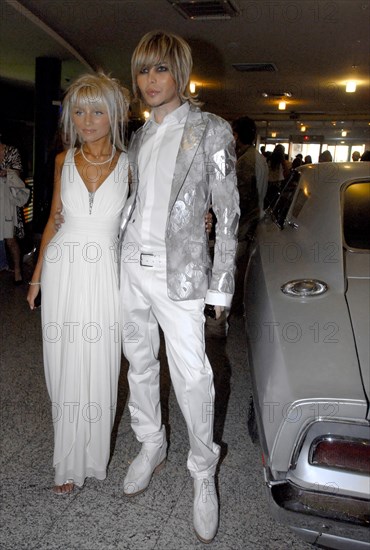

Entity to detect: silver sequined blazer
[119,105,240,301]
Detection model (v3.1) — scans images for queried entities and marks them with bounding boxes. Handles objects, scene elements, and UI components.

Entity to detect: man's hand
[54,208,65,231]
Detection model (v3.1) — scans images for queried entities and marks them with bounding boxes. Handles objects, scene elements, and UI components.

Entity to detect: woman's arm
[27,151,66,309]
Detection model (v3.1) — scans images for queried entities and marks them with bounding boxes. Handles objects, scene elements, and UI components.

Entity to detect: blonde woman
[27,73,129,494]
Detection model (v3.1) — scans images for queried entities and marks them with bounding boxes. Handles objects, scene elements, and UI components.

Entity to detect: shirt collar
[145,101,190,128]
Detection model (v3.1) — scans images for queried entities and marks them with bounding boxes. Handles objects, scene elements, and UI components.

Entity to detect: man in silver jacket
[120,30,239,544]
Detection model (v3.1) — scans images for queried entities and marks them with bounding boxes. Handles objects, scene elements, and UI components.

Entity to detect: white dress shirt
[124,102,190,254]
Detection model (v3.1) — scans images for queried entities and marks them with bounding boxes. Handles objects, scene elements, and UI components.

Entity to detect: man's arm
[54,208,65,230]
[204,117,240,312]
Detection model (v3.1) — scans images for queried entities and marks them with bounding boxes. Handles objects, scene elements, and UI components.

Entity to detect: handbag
[6,170,30,207]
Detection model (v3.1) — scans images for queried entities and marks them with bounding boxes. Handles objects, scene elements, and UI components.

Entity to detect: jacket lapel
[128,125,146,192]
[168,107,207,212]
[119,126,146,238]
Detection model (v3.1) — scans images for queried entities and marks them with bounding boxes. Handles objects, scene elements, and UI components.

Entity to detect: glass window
[302,143,320,163]
[343,182,370,250]
[335,145,349,162]
[265,142,290,154]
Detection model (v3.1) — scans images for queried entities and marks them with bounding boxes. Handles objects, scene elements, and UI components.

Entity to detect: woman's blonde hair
[61,72,130,150]
[131,30,198,105]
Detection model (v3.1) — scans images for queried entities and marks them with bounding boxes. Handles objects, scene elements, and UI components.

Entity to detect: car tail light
[310,437,370,474]
[281,279,328,297]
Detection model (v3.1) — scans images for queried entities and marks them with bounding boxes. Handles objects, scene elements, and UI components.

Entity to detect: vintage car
[244,162,370,549]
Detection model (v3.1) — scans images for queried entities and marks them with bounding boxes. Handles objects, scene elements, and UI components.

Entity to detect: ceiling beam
[6,0,94,71]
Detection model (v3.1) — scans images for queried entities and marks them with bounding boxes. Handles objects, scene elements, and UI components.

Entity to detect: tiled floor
[0,262,312,550]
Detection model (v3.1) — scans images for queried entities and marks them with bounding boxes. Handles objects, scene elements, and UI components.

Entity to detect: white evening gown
[41,149,128,486]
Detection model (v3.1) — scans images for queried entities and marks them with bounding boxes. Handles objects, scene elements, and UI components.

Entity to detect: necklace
[80,145,116,166]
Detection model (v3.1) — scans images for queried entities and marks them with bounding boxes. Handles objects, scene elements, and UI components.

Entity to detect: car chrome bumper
[265,479,370,549]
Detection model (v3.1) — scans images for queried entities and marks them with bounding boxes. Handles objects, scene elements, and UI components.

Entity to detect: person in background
[27,73,130,495]
[295,153,303,164]
[231,115,267,316]
[360,150,370,161]
[119,30,239,544]
[291,156,303,170]
[319,150,333,162]
[264,144,290,208]
[351,150,361,161]
[0,133,24,283]
[304,154,312,164]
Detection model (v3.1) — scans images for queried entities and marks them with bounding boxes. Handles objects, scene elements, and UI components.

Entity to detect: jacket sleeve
[204,116,240,307]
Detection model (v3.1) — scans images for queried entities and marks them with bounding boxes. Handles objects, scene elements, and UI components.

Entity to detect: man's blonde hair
[131,30,197,105]
[61,72,130,150]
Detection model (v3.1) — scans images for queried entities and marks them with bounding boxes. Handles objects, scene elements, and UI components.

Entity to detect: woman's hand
[205,212,213,234]
[27,284,40,310]
[214,305,224,319]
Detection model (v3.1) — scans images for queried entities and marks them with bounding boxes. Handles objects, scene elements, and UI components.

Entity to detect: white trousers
[120,257,220,479]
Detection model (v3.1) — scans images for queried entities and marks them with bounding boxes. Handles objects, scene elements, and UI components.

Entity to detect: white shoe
[123,440,167,497]
[193,477,219,543]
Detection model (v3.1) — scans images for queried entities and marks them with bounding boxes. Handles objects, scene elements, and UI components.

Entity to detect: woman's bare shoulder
[55,150,69,166]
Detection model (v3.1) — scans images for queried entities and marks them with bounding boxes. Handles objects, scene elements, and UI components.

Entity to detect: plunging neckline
[73,150,121,195]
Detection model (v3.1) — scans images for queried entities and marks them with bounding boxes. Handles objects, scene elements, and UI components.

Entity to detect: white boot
[193,477,219,543]
[123,440,167,497]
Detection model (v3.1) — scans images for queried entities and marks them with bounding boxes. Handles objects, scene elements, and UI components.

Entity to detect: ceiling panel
[1,0,369,140]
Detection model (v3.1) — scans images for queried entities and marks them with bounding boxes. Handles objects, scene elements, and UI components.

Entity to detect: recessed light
[346,80,357,93]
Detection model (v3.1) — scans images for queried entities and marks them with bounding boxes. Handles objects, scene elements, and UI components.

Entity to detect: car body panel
[245,162,370,548]
[247,244,368,472]
[345,253,370,407]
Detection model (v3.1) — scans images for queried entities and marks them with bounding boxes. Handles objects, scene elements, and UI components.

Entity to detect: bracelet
[28,281,41,286]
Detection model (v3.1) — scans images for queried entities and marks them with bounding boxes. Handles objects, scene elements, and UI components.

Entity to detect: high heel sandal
[53,480,75,495]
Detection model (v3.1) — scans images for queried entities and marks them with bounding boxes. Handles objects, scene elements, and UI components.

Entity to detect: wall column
[33,57,61,232]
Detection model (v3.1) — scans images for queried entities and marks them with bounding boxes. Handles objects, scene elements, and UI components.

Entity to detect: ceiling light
[260,89,292,97]
[189,81,196,94]
[143,111,150,119]
[300,126,306,132]
[271,132,277,138]
[278,100,286,110]
[346,80,357,93]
